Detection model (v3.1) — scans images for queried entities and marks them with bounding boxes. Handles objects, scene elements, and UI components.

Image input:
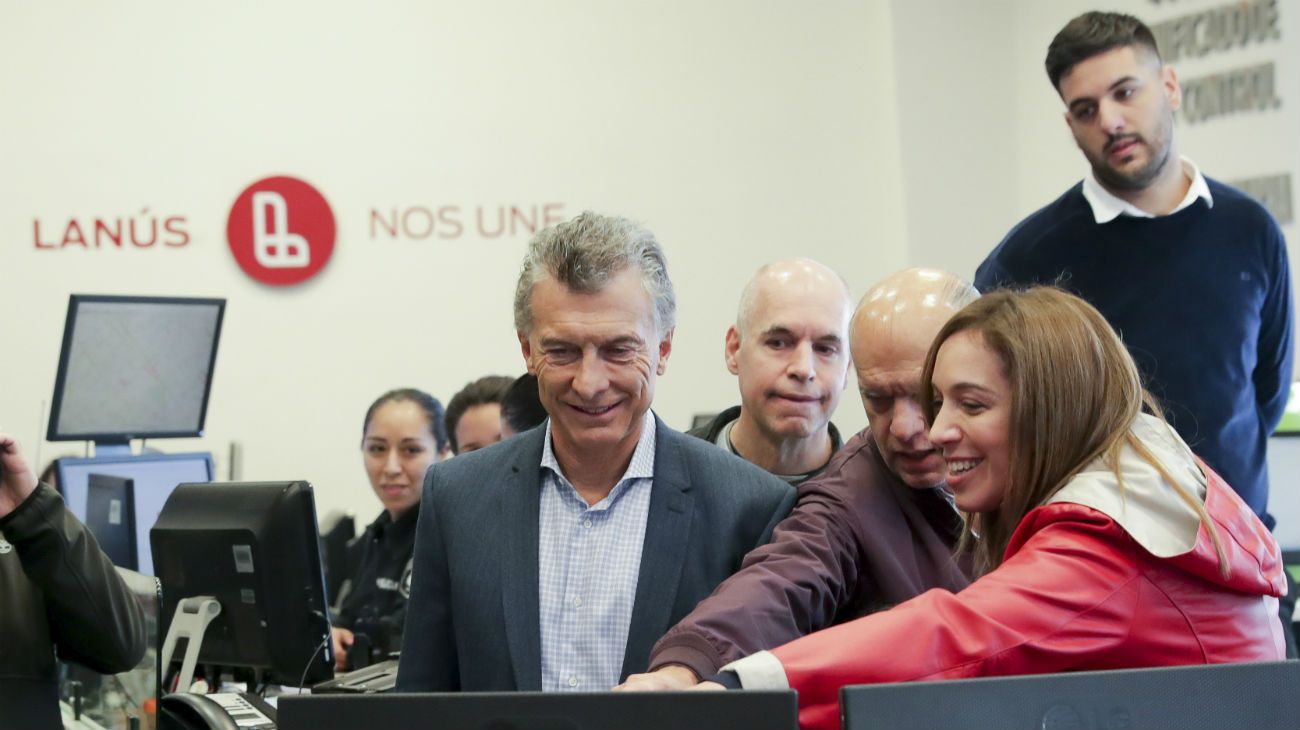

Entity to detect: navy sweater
[976,179,1294,528]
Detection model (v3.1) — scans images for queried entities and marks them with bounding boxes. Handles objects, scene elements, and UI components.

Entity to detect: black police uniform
[333,503,419,669]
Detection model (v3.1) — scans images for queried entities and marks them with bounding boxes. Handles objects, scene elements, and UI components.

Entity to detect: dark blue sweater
[976,178,1294,528]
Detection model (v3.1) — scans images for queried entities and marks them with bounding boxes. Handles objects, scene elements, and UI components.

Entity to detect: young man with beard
[975,11,1295,656]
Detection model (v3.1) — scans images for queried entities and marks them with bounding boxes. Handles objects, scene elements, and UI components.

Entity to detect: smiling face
[1059,45,1179,193]
[362,399,440,518]
[519,267,671,466]
[927,329,1013,513]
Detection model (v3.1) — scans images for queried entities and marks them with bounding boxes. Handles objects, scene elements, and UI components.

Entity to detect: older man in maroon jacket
[617,268,978,689]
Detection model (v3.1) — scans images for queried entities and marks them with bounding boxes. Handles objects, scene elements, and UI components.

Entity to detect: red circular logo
[227,176,336,286]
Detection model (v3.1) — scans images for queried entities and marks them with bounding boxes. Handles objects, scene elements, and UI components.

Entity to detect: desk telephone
[159,691,276,730]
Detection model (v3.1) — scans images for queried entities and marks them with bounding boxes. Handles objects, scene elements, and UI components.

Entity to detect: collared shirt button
[583,519,593,529]
[572,597,583,608]
[568,676,579,688]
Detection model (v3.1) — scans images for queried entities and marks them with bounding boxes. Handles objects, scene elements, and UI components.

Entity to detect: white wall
[890,0,1020,281]
[1,1,903,521]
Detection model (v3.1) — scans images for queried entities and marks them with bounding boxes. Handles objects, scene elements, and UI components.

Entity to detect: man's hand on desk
[331,627,354,673]
[613,665,700,691]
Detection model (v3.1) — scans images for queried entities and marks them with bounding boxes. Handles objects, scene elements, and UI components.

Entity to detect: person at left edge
[330,389,450,672]
[396,211,796,692]
[1,432,146,730]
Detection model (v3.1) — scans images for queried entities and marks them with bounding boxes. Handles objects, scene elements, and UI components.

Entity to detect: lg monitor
[277,691,798,730]
[839,661,1299,730]
[47,294,225,445]
[56,452,214,576]
[151,481,334,687]
[85,474,138,571]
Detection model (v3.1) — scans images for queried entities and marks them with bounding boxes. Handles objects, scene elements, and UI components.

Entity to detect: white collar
[1046,413,1207,558]
[541,409,658,484]
[1081,156,1214,223]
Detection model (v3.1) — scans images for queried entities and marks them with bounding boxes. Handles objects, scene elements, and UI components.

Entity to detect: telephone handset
[159,691,276,730]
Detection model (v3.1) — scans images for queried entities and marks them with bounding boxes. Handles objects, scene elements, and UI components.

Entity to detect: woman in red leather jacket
[719,288,1287,730]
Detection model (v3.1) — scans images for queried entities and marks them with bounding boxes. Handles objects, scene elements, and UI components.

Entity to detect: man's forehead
[531,276,657,329]
[534,316,654,344]
[757,320,846,341]
[852,309,947,354]
[1059,44,1160,98]
[748,290,851,335]
[856,363,922,395]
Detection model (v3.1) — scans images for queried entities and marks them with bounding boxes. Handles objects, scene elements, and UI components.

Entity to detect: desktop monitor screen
[47,294,225,443]
[86,474,138,571]
[57,452,214,576]
[151,481,334,686]
[839,661,1298,730]
[276,691,799,730]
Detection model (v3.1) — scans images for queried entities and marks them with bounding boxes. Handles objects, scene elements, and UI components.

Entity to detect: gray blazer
[396,415,795,691]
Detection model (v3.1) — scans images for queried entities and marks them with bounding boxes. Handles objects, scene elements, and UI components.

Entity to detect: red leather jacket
[732,456,1286,730]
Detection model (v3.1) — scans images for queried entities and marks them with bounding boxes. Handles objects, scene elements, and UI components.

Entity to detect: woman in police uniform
[330,388,449,672]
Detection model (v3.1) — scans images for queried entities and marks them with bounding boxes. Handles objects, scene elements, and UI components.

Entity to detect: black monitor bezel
[86,473,139,571]
[47,294,226,443]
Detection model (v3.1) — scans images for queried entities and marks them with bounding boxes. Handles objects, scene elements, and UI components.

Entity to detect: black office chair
[841,661,1299,730]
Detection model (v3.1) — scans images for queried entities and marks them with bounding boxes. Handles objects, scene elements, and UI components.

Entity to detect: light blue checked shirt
[538,410,656,692]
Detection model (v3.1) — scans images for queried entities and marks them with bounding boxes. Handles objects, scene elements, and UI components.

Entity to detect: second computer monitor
[57,452,214,576]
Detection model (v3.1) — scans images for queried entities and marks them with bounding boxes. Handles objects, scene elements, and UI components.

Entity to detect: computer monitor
[85,474,138,570]
[151,481,334,686]
[47,294,225,444]
[277,691,798,730]
[839,661,1299,730]
[57,452,214,576]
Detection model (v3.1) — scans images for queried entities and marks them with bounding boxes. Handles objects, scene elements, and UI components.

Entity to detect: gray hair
[513,211,677,336]
[938,275,981,310]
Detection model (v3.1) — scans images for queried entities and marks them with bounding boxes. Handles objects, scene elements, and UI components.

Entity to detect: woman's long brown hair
[920,287,1226,577]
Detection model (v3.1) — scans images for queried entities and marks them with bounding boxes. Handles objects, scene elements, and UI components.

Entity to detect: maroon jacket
[648,429,971,677]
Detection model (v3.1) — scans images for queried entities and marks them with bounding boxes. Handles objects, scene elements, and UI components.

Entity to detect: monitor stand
[92,438,133,458]
[160,596,222,691]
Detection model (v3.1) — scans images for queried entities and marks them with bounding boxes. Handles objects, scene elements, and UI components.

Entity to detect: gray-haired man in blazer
[397,212,795,692]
